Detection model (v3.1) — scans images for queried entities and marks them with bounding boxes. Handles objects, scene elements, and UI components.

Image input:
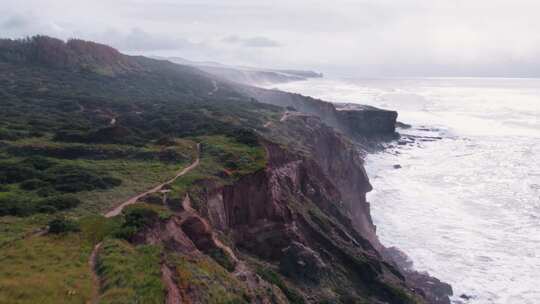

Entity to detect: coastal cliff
[237,85,398,139]
[138,113,453,303]
[0,36,451,304]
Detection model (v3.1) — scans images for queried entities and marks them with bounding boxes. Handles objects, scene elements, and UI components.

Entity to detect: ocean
[271,77,540,304]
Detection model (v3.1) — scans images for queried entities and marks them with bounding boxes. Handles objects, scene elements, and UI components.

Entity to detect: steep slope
[0,36,451,304]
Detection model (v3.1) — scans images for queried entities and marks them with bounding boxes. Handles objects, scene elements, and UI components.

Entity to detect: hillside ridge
[0,36,451,304]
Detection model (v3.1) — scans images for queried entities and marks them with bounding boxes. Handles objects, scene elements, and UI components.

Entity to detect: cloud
[2,0,540,76]
[100,28,201,52]
[222,35,281,48]
[2,14,30,29]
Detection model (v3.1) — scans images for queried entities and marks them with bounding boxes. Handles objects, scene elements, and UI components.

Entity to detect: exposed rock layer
[148,114,452,303]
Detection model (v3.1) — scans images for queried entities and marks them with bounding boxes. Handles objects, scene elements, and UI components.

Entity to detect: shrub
[36,186,58,197]
[208,248,236,272]
[52,130,87,142]
[48,217,80,234]
[37,205,58,214]
[38,195,82,211]
[46,165,122,192]
[111,225,138,240]
[21,156,57,170]
[229,129,259,146]
[156,136,176,146]
[123,207,159,229]
[20,178,49,190]
[0,162,40,184]
[256,267,305,304]
[0,195,36,216]
[0,128,28,140]
[141,193,163,205]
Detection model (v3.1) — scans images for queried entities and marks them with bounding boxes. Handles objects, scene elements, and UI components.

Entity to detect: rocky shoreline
[234,81,455,302]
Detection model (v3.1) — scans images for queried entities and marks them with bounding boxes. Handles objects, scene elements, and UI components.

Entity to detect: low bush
[0,195,36,217]
[256,267,305,304]
[0,194,81,217]
[123,207,159,229]
[20,178,49,190]
[228,129,259,147]
[21,156,58,170]
[0,162,41,184]
[0,158,122,195]
[48,217,81,234]
[35,186,57,197]
[39,195,81,211]
[47,165,122,193]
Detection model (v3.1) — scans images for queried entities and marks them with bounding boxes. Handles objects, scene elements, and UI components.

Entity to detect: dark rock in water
[335,103,398,136]
[406,271,453,304]
[460,294,474,300]
[383,246,414,270]
[393,164,402,169]
[383,246,453,304]
[279,241,326,284]
[396,121,412,129]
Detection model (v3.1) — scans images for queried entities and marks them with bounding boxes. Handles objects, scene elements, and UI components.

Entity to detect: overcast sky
[2,0,540,77]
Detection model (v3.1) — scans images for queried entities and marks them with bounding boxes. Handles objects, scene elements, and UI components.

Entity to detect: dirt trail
[161,263,182,304]
[88,242,102,304]
[104,144,200,218]
[88,145,200,302]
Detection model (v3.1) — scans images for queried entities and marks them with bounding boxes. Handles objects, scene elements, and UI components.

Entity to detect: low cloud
[100,28,201,52]
[3,0,540,76]
[2,14,30,30]
[222,35,281,48]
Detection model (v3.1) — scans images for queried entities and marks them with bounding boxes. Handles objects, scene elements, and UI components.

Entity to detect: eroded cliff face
[135,113,452,303]
[238,85,398,139]
[99,108,451,303]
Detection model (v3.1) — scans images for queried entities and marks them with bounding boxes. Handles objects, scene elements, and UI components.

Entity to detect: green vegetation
[172,254,249,304]
[0,193,82,217]
[112,204,172,240]
[0,36,280,304]
[0,207,167,304]
[47,217,81,234]
[170,135,266,212]
[0,231,94,304]
[0,37,423,304]
[97,239,165,304]
[0,215,49,247]
[256,266,306,304]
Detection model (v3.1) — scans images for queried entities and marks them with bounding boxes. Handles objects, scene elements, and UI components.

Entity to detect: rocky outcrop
[279,242,327,284]
[120,109,450,303]
[168,114,452,303]
[335,103,398,136]
[238,85,398,138]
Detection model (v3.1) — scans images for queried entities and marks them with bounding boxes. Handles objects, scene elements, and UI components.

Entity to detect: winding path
[104,144,200,218]
[88,242,102,304]
[88,144,200,303]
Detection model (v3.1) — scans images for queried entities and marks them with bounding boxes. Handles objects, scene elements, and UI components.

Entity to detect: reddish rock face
[181,216,214,252]
[132,216,199,254]
[136,112,450,303]
[190,114,451,303]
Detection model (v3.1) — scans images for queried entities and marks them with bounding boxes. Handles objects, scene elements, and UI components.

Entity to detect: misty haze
[0,1,539,304]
